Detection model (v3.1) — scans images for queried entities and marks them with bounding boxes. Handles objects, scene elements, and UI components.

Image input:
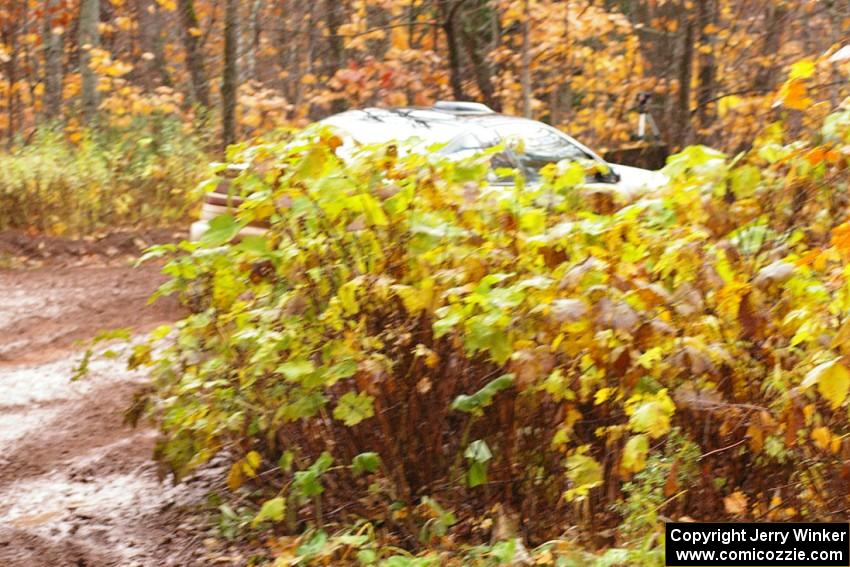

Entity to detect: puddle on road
[1,470,189,564]
[0,349,222,565]
[0,265,225,566]
[0,405,61,454]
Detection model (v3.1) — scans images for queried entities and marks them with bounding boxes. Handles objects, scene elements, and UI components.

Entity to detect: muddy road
[0,257,227,566]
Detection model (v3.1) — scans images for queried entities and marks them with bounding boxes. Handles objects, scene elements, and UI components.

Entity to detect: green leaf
[801,358,850,409]
[467,461,488,488]
[451,374,514,414]
[234,235,270,255]
[292,452,334,499]
[433,307,463,338]
[464,439,493,463]
[327,359,358,382]
[380,557,440,567]
[464,440,493,488]
[278,451,294,472]
[356,549,377,565]
[295,146,329,179]
[312,451,334,473]
[251,496,285,527]
[352,452,381,475]
[333,391,375,426]
[276,359,315,381]
[336,534,369,547]
[201,214,246,246]
[565,453,603,501]
[296,530,328,560]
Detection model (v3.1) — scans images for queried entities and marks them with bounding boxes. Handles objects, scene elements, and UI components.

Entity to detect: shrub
[126,107,850,559]
[0,116,207,235]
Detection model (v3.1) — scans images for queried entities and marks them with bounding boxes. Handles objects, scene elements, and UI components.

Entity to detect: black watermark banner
[666,523,849,566]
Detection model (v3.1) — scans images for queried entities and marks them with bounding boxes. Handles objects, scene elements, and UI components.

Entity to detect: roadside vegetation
[94,66,850,564]
[0,117,206,235]
[5,0,850,564]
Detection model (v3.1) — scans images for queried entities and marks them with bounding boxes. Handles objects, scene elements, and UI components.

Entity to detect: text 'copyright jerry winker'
[665,522,850,566]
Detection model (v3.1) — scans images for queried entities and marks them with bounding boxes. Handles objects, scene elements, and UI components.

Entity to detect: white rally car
[191,101,666,241]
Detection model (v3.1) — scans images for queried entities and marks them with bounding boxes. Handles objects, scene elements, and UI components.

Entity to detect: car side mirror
[593,166,620,184]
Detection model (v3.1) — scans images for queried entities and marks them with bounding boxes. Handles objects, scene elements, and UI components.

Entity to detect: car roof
[320,107,490,146]
[319,103,605,162]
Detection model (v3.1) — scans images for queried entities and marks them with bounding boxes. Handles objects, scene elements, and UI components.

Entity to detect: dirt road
[0,258,223,566]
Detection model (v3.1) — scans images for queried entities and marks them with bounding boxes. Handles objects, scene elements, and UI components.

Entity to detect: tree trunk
[138,0,172,89]
[460,29,497,109]
[244,0,263,83]
[324,0,346,113]
[42,0,64,122]
[459,0,499,110]
[222,0,238,149]
[78,0,100,124]
[695,0,717,136]
[520,0,532,117]
[177,0,211,108]
[674,8,694,148]
[754,2,786,92]
[440,0,466,101]
[3,24,16,146]
[279,0,298,101]
[555,0,573,126]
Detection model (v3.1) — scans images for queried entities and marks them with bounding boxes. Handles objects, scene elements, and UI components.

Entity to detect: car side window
[494,122,591,177]
[441,131,518,183]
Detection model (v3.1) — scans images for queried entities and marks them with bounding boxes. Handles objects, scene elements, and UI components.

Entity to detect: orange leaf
[777,78,812,111]
[724,491,748,516]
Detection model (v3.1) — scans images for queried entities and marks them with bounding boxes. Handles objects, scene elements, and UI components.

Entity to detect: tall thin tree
[42,0,63,121]
[222,0,238,149]
[520,0,532,117]
[78,0,100,124]
[177,0,211,108]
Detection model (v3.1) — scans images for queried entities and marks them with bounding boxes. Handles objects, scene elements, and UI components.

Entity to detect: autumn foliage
[2,1,850,154]
[103,87,850,562]
[0,118,206,234]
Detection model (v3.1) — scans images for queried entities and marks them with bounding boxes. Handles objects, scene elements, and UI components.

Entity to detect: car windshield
[488,121,592,179]
[439,130,517,178]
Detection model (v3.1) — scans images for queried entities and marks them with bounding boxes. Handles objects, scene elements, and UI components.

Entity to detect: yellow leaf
[227,461,244,491]
[338,279,361,315]
[636,347,663,369]
[115,16,133,31]
[723,491,748,516]
[565,451,603,501]
[625,389,675,439]
[716,281,750,319]
[811,426,832,450]
[790,59,815,80]
[621,434,649,474]
[831,221,850,259]
[390,28,409,50]
[594,387,614,405]
[244,450,262,477]
[801,358,850,409]
[717,95,741,118]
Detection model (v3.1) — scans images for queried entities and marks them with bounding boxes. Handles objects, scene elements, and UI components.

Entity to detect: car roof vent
[433,100,494,114]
